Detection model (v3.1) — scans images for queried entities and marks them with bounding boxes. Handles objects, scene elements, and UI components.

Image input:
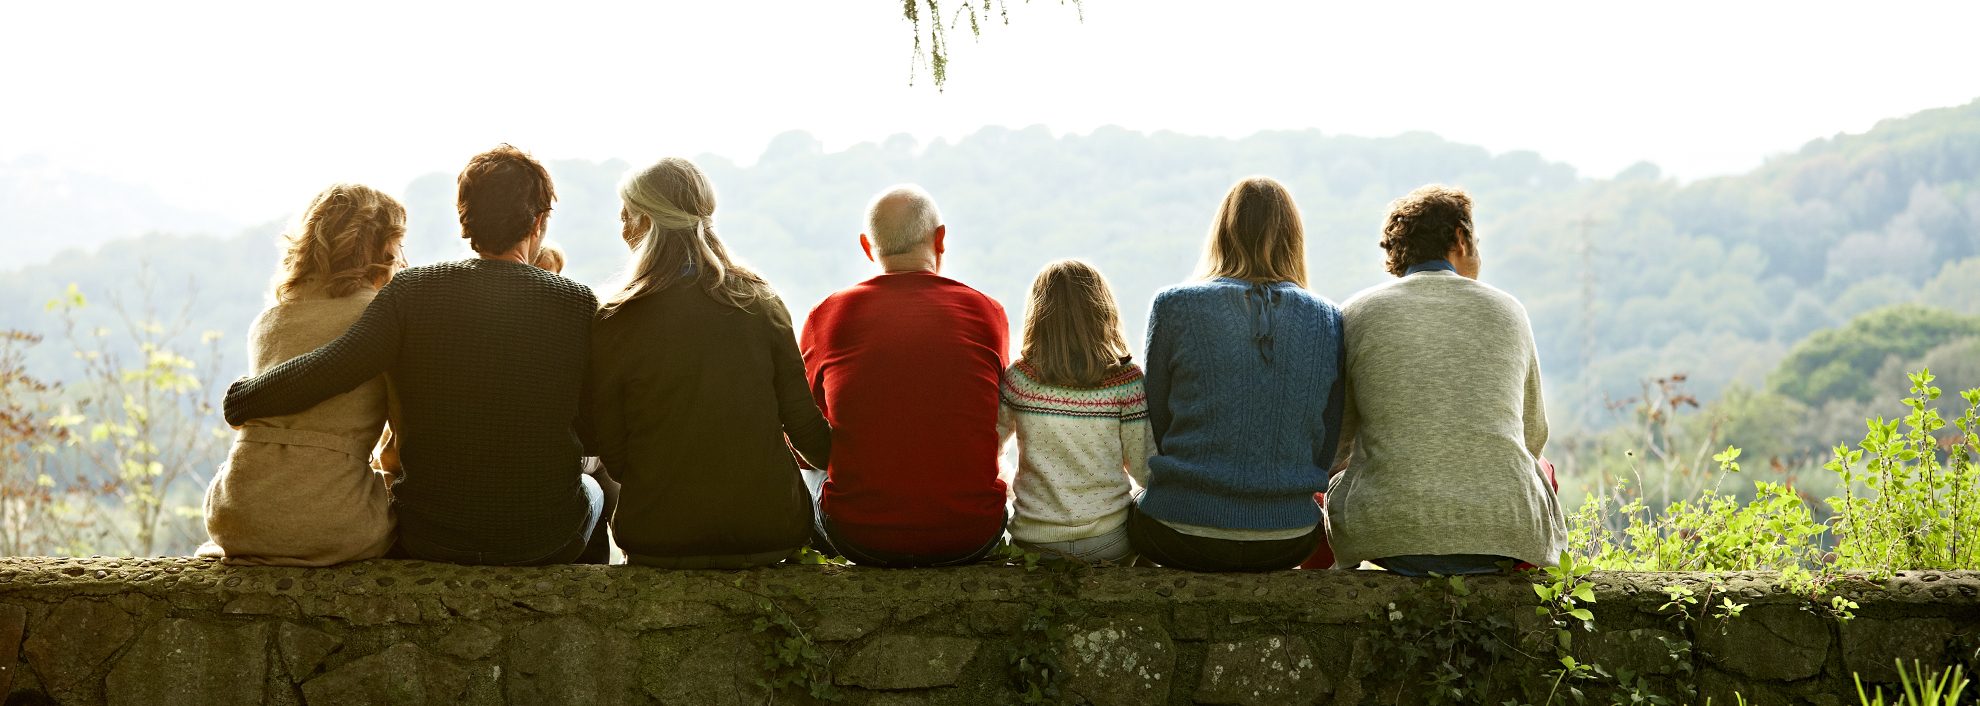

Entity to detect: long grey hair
[600,157,772,316]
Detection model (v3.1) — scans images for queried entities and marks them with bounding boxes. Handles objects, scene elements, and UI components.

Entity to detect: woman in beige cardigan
[197,184,404,565]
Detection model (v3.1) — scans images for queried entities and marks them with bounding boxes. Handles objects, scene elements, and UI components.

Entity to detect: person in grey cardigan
[1324,184,1567,576]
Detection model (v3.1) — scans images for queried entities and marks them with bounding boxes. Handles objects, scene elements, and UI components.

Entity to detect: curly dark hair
[1380,185,1474,276]
[457,144,556,255]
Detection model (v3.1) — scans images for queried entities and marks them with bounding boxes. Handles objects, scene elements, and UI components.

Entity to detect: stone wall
[0,558,1974,705]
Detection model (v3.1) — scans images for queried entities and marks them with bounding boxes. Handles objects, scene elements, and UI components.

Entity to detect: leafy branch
[901,0,1083,90]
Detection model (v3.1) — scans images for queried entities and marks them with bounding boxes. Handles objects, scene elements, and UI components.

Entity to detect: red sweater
[801,271,1010,555]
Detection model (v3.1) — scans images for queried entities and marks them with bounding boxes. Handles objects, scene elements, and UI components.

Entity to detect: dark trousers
[803,469,1006,568]
[392,472,613,566]
[1126,502,1323,572]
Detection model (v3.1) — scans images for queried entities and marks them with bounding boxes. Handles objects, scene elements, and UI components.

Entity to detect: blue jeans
[1017,523,1134,564]
[803,469,1006,568]
[397,474,608,566]
[1375,554,1514,577]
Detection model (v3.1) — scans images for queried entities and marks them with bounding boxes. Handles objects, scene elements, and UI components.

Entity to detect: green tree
[1768,305,1980,405]
[1916,257,1980,314]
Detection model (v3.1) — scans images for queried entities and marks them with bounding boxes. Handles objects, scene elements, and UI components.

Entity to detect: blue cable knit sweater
[1138,277,1346,531]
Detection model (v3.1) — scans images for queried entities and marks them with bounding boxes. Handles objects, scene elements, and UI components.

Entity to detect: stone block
[626,600,725,631]
[1572,627,1688,676]
[1195,635,1330,705]
[104,594,160,622]
[23,598,134,704]
[1172,604,1218,640]
[299,642,466,706]
[223,594,301,619]
[438,623,502,661]
[1698,666,1796,706]
[331,596,426,626]
[1694,606,1831,681]
[1062,615,1173,706]
[837,635,980,690]
[640,631,769,706]
[893,600,949,624]
[503,617,637,705]
[964,602,1028,635]
[104,619,270,706]
[810,604,890,642]
[277,622,343,682]
[1842,618,1958,683]
[0,603,25,698]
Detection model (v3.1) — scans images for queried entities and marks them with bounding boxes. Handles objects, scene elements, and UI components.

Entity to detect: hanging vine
[901,0,1084,90]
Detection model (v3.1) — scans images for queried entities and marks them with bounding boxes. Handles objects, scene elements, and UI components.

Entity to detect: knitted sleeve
[996,370,1017,449]
[223,278,406,426]
[1522,336,1549,460]
[1142,291,1175,448]
[769,296,832,469]
[1119,376,1153,487]
[1330,377,1358,475]
[1318,315,1347,474]
[577,318,627,465]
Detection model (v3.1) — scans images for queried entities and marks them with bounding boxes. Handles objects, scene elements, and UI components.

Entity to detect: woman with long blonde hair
[581,157,830,568]
[1128,176,1346,572]
[995,259,1154,563]
[199,183,404,565]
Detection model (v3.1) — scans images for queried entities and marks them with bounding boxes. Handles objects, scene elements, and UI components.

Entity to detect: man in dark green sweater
[224,145,608,566]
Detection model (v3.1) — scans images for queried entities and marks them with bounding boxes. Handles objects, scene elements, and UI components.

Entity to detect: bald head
[865,185,943,257]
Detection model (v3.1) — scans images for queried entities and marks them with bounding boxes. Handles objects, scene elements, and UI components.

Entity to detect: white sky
[4,0,1979,224]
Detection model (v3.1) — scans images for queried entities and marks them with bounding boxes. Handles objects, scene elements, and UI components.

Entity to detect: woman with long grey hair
[579,157,831,568]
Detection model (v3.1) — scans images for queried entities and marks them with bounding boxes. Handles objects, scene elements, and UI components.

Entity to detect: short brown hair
[1381,184,1473,276]
[1202,177,1307,287]
[457,144,555,254]
[1019,259,1132,387]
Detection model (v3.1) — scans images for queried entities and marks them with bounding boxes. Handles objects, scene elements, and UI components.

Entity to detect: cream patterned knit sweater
[996,361,1156,544]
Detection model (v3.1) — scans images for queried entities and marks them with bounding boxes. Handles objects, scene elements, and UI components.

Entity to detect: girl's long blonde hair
[602,157,772,315]
[1200,176,1307,287]
[1020,259,1133,387]
[275,183,406,303]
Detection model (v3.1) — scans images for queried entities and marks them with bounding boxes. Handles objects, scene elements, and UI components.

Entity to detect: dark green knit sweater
[223,259,599,557]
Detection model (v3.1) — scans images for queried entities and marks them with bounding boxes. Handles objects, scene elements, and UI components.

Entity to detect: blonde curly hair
[275,184,407,303]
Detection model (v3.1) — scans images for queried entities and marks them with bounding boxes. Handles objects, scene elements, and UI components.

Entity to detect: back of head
[532,241,567,274]
[603,157,770,314]
[457,144,556,255]
[1202,177,1307,287]
[1380,184,1473,277]
[276,183,406,302]
[865,185,942,257]
[1021,259,1132,387]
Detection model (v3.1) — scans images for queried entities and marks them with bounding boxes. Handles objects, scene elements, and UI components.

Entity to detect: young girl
[997,259,1155,563]
[531,241,567,273]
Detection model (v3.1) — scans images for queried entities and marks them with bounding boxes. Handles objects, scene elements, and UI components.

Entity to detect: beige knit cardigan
[197,288,395,566]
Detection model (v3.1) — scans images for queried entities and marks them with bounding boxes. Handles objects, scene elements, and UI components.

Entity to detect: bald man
[799,185,1011,567]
